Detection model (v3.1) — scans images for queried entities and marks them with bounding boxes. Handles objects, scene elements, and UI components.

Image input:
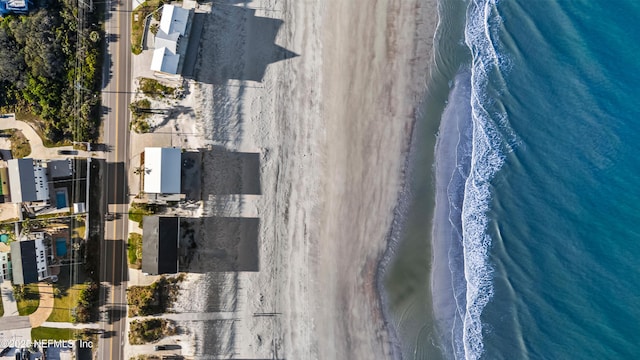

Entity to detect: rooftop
[141,216,179,275]
[144,147,182,194]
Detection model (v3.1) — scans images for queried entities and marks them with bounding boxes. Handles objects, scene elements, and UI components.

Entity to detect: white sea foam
[459,0,516,359]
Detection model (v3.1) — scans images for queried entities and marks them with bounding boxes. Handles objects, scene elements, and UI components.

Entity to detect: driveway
[28,283,54,328]
[0,281,18,317]
[0,113,92,160]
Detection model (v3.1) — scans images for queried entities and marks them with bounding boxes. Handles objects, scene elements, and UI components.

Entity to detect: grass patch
[4,129,32,159]
[129,318,176,344]
[73,225,87,240]
[15,284,40,316]
[47,283,88,323]
[0,295,3,316]
[31,327,76,341]
[139,78,176,99]
[131,0,165,55]
[128,233,143,269]
[128,202,157,227]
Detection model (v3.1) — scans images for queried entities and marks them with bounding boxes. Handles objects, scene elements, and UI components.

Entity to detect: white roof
[160,5,189,36]
[155,30,180,53]
[144,147,181,194]
[150,47,180,74]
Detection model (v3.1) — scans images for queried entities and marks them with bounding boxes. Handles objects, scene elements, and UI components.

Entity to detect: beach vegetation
[127,275,183,317]
[129,99,152,133]
[128,202,158,227]
[128,233,143,269]
[128,318,176,345]
[138,78,176,99]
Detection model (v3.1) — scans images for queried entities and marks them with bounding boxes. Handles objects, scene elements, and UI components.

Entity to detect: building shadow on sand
[179,217,259,272]
[181,148,261,201]
[184,4,298,83]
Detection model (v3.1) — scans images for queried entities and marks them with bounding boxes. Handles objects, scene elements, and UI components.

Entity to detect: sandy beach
[160,0,439,358]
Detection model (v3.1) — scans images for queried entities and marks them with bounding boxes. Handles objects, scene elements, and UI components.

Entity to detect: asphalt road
[98,0,132,359]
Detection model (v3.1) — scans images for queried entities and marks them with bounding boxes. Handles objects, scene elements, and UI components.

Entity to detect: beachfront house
[150,4,193,75]
[10,233,52,285]
[7,158,50,203]
[141,216,179,275]
[143,147,182,195]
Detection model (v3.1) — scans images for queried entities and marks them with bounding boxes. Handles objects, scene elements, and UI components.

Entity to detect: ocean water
[386,0,640,359]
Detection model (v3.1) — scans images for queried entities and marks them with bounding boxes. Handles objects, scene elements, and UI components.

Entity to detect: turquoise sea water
[387,0,640,359]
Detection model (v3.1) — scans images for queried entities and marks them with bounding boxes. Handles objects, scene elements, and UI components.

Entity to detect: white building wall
[35,238,48,280]
[0,252,10,281]
[33,160,50,202]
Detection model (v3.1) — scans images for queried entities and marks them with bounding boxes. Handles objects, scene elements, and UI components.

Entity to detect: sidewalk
[40,321,101,329]
[0,281,19,317]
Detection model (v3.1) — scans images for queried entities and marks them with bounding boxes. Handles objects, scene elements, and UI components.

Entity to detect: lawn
[128,233,143,269]
[31,327,76,341]
[131,0,164,54]
[47,283,89,323]
[16,283,40,316]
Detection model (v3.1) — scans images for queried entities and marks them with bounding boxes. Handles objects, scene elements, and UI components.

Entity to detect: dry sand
[169,0,438,358]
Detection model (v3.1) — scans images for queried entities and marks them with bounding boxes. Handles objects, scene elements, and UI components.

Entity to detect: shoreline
[374,0,442,359]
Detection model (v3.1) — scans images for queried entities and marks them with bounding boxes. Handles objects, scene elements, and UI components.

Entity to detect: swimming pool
[56,238,67,257]
[55,190,67,209]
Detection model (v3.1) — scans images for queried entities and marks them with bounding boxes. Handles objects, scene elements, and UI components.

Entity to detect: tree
[0,29,26,85]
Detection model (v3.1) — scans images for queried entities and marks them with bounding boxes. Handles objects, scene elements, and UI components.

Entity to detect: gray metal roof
[10,240,38,285]
[7,158,37,202]
[142,216,179,275]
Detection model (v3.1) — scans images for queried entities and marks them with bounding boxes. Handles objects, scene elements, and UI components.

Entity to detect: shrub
[128,318,176,345]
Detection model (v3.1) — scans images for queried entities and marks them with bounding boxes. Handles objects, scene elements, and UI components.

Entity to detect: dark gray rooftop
[142,216,179,275]
[10,240,38,285]
[48,159,74,179]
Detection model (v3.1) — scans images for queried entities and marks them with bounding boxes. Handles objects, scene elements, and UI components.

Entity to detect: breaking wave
[457,0,517,359]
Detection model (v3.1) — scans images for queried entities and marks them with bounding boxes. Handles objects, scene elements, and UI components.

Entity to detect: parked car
[100,310,110,322]
[154,345,167,351]
[57,149,78,155]
[105,213,115,221]
[0,347,11,356]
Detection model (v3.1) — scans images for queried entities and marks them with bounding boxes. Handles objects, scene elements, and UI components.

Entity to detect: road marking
[108,4,122,359]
